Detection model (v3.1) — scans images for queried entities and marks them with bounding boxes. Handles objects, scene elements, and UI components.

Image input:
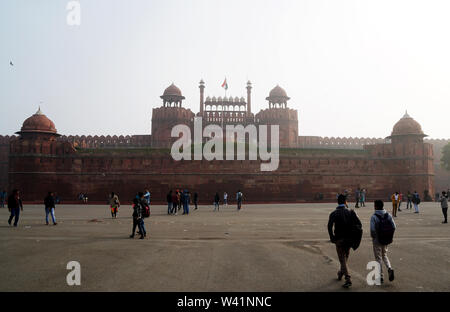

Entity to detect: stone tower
[255,85,298,148]
[151,83,195,148]
[384,111,434,198]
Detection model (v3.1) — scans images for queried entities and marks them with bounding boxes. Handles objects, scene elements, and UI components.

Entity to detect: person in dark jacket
[183,190,190,215]
[327,194,362,288]
[440,191,448,223]
[193,192,198,210]
[214,193,220,211]
[167,190,173,215]
[172,191,179,215]
[44,192,57,225]
[130,192,147,239]
[8,189,23,227]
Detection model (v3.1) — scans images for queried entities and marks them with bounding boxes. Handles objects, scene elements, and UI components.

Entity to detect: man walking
[172,190,179,215]
[193,192,198,210]
[214,192,220,211]
[8,189,23,227]
[370,200,395,283]
[130,192,146,239]
[183,190,190,215]
[327,194,362,288]
[236,190,243,210]
[355,188,360,208]
[440,191,448,224]
[224,192,228,207]
[167,190,173,215]
[44,192,57,225]
[391,192,400,217]
[406,191,413,209]
[413,191,420,213]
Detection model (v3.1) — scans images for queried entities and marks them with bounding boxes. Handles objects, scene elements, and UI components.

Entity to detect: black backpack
[349,210,363,250]
[375,213,395,245]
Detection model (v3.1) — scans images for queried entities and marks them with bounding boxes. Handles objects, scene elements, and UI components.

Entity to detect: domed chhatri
[266,85,290,108]
[269,85,288,98]
[17,107,58,136]
[162,83,183,97]
[387,111,427,144]
[160,83,185,107]
[390,111,426,137]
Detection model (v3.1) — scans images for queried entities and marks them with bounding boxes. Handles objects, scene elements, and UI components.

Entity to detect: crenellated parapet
[298,136,385,149]
[59,134,152,148]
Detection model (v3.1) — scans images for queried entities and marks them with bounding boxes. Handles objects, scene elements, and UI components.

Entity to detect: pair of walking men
[328,195,395,288]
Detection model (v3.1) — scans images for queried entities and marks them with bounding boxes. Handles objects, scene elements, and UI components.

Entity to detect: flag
[221,78,228,90]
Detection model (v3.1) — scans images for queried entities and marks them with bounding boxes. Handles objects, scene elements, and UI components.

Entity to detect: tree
[441,143,450,171]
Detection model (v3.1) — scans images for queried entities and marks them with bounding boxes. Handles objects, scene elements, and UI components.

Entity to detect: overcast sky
[1,0,449,139]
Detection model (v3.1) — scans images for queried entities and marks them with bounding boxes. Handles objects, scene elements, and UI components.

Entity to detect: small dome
[19,107,57,134]
[269,85,288,98]
[390,111,425,137]
[163,83,182,97]
[234,96,239,102]
[205,96,211,102]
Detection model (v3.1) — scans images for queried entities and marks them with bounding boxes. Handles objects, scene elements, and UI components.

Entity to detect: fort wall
[7,138,434,203]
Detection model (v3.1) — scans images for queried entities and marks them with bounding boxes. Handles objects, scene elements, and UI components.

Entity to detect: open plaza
[0,202,448,292]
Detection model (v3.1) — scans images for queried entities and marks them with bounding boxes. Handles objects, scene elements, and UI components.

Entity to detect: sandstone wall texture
[6,135,435,204]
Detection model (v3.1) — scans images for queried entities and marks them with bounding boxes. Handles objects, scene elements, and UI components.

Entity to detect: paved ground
[0,202,448,292]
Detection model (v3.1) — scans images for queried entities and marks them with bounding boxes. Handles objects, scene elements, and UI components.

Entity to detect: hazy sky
[1,0,449,139]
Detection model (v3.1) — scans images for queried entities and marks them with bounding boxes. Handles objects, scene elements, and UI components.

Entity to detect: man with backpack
[327,194,362,288]
[130,192,147,239]
[370,200,395,283]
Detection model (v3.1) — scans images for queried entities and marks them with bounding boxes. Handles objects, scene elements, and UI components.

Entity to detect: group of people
[353,188,367,208]
[77,193,88,204]
[390,191,421,217]
[328,194,396,288]
[166,189,195,215]
[213,190,244,211]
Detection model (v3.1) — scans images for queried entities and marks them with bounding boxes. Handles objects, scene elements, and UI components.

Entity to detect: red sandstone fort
[0,81,449,203]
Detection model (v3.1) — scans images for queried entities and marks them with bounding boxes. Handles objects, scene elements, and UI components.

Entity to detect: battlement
[298,136,386,149]
[152,106,195,120]
[0,135,16,144]
[255,107,298,121]
[59,135,152,148]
